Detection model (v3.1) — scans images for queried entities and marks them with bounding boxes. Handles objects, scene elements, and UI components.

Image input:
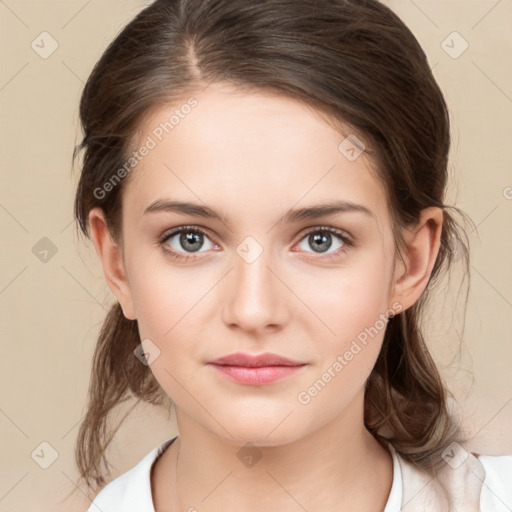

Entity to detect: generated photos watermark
[93,97,198,200]
[297,301,403,405]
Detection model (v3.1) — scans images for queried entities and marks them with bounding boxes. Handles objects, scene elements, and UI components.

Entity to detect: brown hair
[72,0,474,494]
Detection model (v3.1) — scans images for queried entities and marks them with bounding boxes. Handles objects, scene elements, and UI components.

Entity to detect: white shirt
[88,436,512,511]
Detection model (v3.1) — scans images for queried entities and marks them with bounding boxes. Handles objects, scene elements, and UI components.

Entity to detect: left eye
[295,228,352,255]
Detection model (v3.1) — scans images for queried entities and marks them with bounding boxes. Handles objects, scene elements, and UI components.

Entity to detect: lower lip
[209,364,306,385]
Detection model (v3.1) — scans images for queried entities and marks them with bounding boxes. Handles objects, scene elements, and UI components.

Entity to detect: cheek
[294,257,392,335]
[128,253,210,338]
[298,260,392,377]
[297,285,390,414]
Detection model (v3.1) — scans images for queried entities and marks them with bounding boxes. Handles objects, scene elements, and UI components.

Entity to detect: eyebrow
[143,199,375,226]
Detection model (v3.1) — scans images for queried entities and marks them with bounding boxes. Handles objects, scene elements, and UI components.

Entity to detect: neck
[153,392,393,512]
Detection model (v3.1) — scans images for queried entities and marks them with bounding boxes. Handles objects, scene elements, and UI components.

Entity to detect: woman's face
[111,82,404,445]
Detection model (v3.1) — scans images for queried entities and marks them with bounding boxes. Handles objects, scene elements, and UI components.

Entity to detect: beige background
[0,0,511,510]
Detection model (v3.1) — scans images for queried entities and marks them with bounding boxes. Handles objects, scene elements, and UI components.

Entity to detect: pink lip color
[209,364,306,385]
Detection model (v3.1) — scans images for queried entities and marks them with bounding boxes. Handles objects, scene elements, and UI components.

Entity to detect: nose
[222,244,289,335]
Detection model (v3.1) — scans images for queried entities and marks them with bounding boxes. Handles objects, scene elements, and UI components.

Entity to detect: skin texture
[89,82,443,511]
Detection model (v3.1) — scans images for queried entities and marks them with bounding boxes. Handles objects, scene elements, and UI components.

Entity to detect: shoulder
[477,452,512,511]
[87,437,177,512]
[395,446,512,512]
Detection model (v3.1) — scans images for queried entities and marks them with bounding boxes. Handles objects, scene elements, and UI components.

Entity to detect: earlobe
[88,208,137,320]
[389,207,443,311]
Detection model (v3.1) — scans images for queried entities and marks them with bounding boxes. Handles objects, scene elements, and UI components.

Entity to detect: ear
[88,207,137,320]
[389,207,443,312]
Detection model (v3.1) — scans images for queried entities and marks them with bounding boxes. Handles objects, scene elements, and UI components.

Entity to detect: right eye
[159,225,218,261]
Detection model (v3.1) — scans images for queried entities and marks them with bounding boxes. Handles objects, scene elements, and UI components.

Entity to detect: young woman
[72,0,512,510]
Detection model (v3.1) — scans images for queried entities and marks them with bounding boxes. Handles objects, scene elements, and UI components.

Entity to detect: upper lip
[209,352,306,367]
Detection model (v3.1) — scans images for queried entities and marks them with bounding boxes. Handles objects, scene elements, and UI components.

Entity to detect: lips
[208,352,305,368]
[207,352,307,386]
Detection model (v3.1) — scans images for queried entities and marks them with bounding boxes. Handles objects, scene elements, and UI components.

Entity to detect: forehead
[123,82,389,229]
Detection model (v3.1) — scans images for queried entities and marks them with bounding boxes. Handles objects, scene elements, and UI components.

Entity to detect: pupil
[310,232,332,253]
[181,231,203,252]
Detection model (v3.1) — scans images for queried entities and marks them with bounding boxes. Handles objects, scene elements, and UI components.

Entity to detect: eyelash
[158,225,354,263]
